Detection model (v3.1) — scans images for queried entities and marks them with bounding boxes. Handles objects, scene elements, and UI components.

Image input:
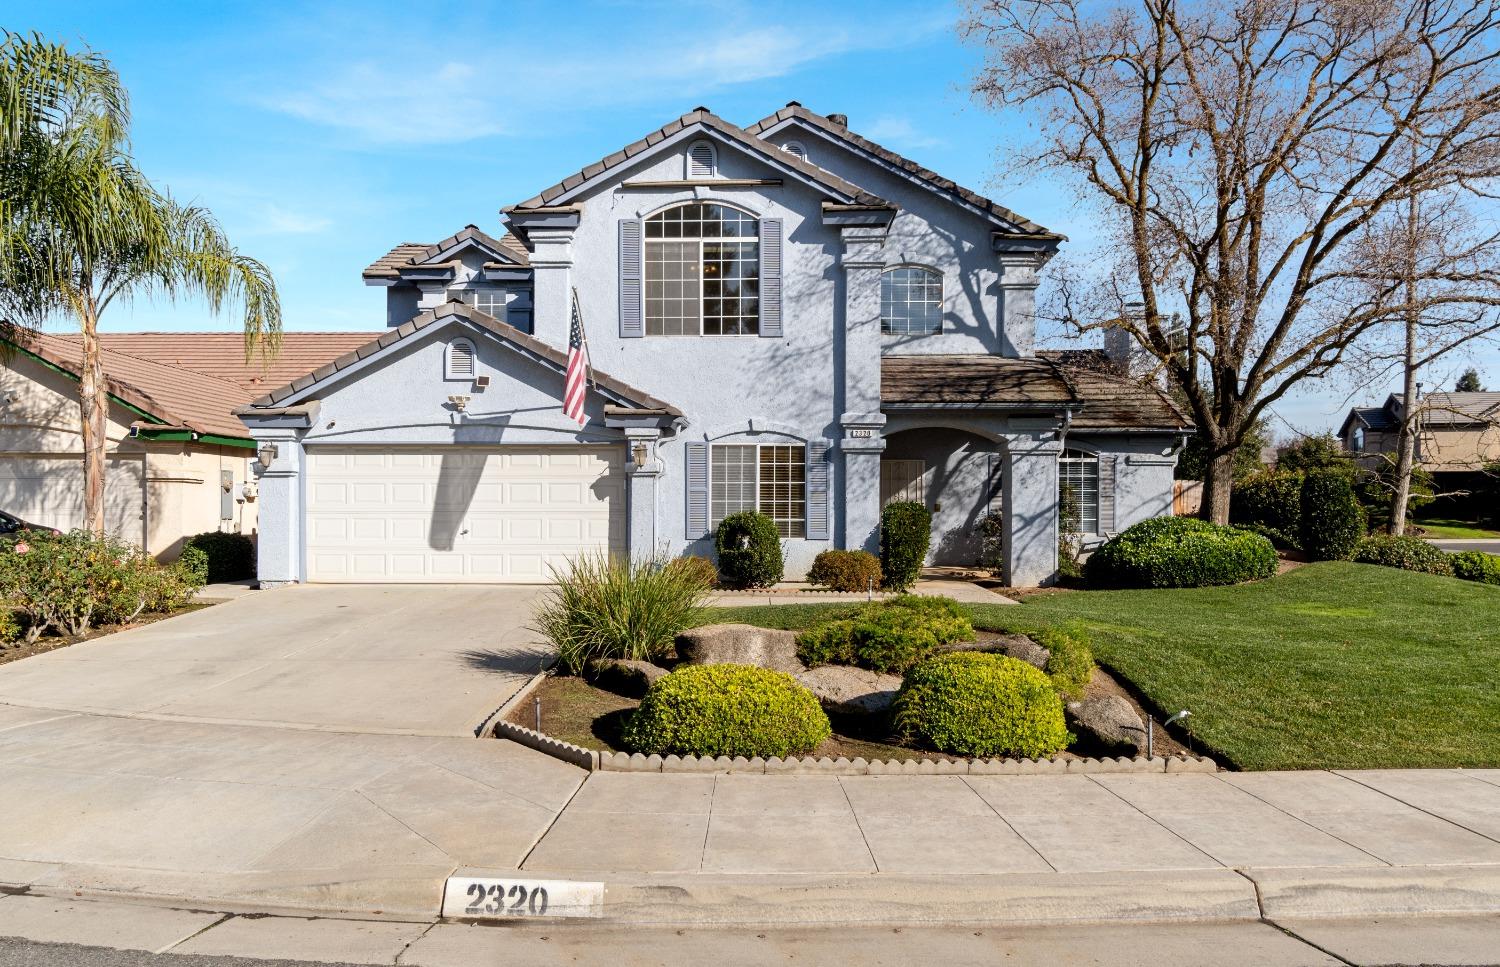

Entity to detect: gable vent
[783,141,807,163]
[446,338,476,380]
[687,140,716,178]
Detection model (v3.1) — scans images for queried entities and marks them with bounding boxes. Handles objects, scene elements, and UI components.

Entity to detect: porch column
[249,430,306,587]
[1000,429,1062,587]
[623,427,661,561]
[997,252,1045,358]
[839,222,888,554]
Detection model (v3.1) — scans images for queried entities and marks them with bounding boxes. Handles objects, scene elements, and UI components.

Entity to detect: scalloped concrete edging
[490,719,1217,776]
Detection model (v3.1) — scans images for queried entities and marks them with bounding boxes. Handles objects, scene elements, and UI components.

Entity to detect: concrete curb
[1248,864,1500,920]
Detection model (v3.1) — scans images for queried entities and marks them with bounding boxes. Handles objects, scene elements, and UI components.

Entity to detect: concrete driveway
[0,585,552,736]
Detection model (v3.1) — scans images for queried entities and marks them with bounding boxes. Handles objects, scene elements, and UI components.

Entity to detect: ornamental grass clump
[533,552,712,675]
[893,652,1069,759]
[1084,517,1276,588]
[1351,535,1453,576]
[622,663,831,758]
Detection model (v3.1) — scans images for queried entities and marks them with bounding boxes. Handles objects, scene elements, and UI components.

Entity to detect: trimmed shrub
[622,663,831,758]
[1299,469,1367,561]
[1231,470,1303,545]
[715,511,783,589]
[1084,517,1277,588]
[1451,550,1500,586]
[667,554,719,589]
[880,501,930,591]
[893,652,1069,759]
[1238,522,1300,551]
[0,609,19,646]
[1351,535,1453,576]
[176,545,210,586]
[181,531,255,583]
[533,552,711,675]
[1035,626,1094,699]
[975,511,1004,571]
[794,596,974,674]
[807,549,882,592]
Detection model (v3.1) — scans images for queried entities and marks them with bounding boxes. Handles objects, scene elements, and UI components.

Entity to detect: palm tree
[0,31,280,535]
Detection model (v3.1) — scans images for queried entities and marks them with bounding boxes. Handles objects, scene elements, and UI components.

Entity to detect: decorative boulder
[1066,695,1147,754]
[795,665,903,716]
[993,634,1051,671]
[675,624,805,675]
[590,658,669,697]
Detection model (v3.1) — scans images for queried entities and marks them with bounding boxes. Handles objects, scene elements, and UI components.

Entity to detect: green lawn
[704,562,1500,771]
[1415,517,1500,539]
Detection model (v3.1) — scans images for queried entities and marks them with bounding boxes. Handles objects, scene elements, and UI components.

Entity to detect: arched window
[686,140,717,178]
[445,338,476,381]
[881,266,943,335]
[782,141,808,163]
[645,203,760,336]
[1058,448,1099,534]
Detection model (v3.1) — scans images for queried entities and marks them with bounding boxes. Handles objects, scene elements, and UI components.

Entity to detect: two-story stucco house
[237,104,1189,587]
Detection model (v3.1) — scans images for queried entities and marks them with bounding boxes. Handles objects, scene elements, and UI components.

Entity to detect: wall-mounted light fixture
[631,441,649,467]
[256,442,279,468]
[447,395,471,412]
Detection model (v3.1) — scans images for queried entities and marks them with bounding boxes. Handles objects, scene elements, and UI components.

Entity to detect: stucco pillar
[1000,429,1062,587]
[528,226,576,350]
[623,428,661,561]
[249,430,305,587]
[839,224,887,554]
[997,252,1044,358]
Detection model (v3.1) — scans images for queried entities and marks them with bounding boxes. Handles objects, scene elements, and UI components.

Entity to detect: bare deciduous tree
[963,0,1500,522]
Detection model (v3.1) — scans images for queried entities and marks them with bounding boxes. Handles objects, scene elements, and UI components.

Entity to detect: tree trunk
[78,301,108,537]
[1199,446,1237,524]
[1389,315,1419,536]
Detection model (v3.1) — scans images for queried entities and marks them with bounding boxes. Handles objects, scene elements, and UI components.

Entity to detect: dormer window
[445,338,476,381]
[782,141,807,163]
[686,140,717,178]
[448,287,506,319]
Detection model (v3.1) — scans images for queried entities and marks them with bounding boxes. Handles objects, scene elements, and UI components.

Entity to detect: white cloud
[863,116,943,150]
[254,204,333,236]
[262,62,503,146]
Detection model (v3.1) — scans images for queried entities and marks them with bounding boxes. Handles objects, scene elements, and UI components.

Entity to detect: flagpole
[571,286,597,388]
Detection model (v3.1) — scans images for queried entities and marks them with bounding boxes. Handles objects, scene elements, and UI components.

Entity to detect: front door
[880,459,926,507]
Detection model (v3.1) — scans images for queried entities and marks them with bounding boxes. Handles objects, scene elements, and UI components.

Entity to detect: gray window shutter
[1098,454,1117,535]
[686,442,709,539]
[619,219,644,338]
[805,438,830,540]
[759,218,782,338]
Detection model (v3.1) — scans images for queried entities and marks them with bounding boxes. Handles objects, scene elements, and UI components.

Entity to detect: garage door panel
[305,445,624,583]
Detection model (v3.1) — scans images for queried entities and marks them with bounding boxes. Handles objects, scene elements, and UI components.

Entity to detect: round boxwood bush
[807,549,882,592]
[181,531,256,583]
[892,652,1068,759]
[880,501,931,591]
[715,511,783,589]
[621,663,831,758]
[1083,516,1277,588]
[1299,469,1367,561]
[1350,535,1453,576]
[1451,550,1500,585]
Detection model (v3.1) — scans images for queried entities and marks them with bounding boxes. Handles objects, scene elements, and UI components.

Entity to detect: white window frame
[444,337,477,381]
[881,265,944,335]
[448,286,506,320]
[1058,447,1100,535]
[686,140,717,178]
[644,202,760,337]
[710,442,806,539]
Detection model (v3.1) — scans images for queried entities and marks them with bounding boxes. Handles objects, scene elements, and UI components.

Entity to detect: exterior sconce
[256,442,279,468]
[448,395,471,412]
[631,441,649,467]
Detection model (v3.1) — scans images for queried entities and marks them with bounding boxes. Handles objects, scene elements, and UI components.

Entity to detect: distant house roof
[505,107,889,212]
[746,102,1061,240]
[6,330,373,441]
[243,301,682,418]
[363,225,529,281]
[1421,391,1500,427]
[881,352,1190,431]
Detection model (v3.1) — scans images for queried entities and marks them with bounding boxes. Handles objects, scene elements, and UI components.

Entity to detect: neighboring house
[0,332,370,557]
[1340,392,1500,473]
[237,104,1191,588]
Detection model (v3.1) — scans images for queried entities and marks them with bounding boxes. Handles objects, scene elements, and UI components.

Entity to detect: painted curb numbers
[441,875,605,920]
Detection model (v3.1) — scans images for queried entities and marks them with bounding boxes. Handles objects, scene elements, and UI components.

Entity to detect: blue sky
[21,0,1499,432]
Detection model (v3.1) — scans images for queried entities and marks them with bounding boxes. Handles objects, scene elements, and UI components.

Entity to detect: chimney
[827,113,848,129]
[1103,300,1154,378]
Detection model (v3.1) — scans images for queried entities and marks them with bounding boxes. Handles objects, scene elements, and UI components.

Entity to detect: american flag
[563,293,589,427]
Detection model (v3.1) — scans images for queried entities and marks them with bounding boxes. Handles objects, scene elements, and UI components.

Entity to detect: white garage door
[0,456,145,543]
[304,446,626,583]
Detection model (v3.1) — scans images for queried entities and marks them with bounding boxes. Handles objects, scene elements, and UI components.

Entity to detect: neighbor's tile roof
[247,301,683,417]
[505,107,888,211]
[10,331,374,439]
[881,352,1190,430]
[746,102,1061,239]
[363,226,529,280]
[1420,391,1500,426]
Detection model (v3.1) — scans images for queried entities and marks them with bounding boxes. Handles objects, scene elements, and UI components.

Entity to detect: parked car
[0,511,60,536]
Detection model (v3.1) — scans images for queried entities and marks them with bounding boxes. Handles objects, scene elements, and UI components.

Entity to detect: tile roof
[8,331,375,439]
[882,352,1190,431]
[1420,391,1500,426]
[363,226,529,280]
[506,107,889,212]
[746,102,1061,239]
[246,301,683,417]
